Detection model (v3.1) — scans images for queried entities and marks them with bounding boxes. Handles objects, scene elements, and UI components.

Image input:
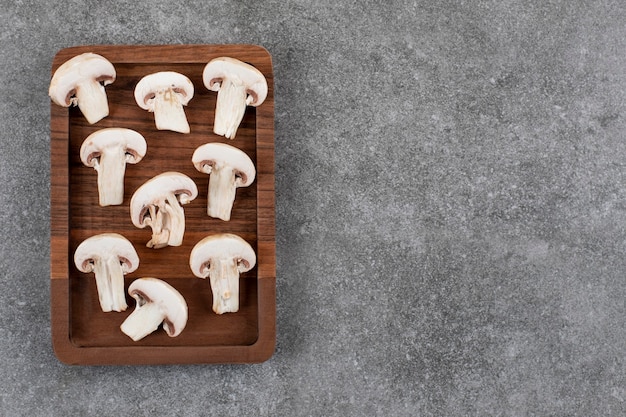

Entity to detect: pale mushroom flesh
[74,233,138,312]
[49,53,116,124]
[120,278,188,341]
[203,57,267,139]
[192,143,255,221]
[134,71,194,134]
[131,173,197,249]
[190,234,256,314]
[80,128,146,206]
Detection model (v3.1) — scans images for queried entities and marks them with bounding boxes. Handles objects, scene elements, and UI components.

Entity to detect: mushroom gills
[120,296,167,341]
[74,79,110,124]
[213,76,248,139]
[152,87,190,133]
[207,257,241,314]
[91,255,128,312]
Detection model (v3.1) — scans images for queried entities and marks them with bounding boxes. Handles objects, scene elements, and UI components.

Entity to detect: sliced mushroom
[134,71,194,133]
[49,53,116,124]
[74,233,139,312]
[130,172,198,249]
[202,57,267,139]
[192,142,255,221]
[120,278,188,341]
[189,233,256,314]
[80,128,147,206]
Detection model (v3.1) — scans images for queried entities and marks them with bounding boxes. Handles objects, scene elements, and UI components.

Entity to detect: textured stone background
[1,0,625,415]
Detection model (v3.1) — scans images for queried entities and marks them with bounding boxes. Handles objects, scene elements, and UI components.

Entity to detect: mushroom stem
[207,166,237,221]
[153,88,190,133]
[106,255,128,312]
[75,79,110,124]
[213,76,247,139]
[120,301,165,341]
[92,256,128,312]
[144,195,187,248]
[145,204,169,249]
[95,146,127,206]
[92,259,112,312]
[208,257,240,314]
[164,193,185,246]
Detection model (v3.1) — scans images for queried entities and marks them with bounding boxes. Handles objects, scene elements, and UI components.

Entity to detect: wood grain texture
[50,45,275,365]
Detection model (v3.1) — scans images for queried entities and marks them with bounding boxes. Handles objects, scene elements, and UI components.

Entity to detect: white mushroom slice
[130,172,198,249]
[134,71,194,133]
[189,233,256,314]
[202,57,267,139]
[49,53,116,124]
[192,143,255,221]
[80,128,147,207]
[120,278,188,341]
[74,233,139,312]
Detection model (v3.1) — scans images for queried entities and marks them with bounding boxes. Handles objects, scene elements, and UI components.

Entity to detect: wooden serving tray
[50,45,275,365]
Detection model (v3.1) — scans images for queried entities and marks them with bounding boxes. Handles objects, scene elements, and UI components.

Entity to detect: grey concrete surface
[0,0,624,415]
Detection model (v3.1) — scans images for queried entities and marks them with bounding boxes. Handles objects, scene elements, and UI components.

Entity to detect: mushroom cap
[192,142,256,187]
[189,233,256,278]
[127,277,188,337]
[134,71,194,110]
[80,128,147,168]
[202,57,268,106]
[74,233,139,273]
[49,53,116,107]
[130,172,198,228]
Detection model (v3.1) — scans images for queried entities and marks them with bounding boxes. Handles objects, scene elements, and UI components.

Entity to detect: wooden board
[50,45,275,365]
